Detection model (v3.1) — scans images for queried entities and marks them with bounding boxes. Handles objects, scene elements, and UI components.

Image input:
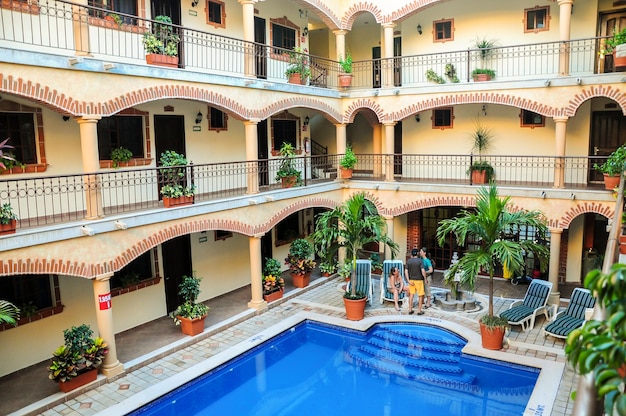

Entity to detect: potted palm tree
[172,273,209,336]
[339,145,357,179]
[142,15,180,68]
[312,191,398,320]
[436,184,549,350]
[467,123,494,184]
[275,142,302,188]
[338,52,353,88]
[593,144,626,190]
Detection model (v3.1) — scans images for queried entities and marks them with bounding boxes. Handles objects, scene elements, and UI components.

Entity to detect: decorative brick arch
[254,97,342,123]
[344,99,385,123]
[341,5,384,29]
[298,0,342,30]
[565,85,626,117]
[559,202,614,229]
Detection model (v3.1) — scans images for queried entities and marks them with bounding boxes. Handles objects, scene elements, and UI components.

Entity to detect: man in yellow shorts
[405,248,426,315]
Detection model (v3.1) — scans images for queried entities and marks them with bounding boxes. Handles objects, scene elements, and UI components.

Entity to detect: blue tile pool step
[345,328,479,392]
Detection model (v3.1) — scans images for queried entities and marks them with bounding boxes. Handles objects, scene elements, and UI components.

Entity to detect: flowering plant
[285,254,316,275]
[262,274,285,295]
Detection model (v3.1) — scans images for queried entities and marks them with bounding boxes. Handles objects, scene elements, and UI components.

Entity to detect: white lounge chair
[500,279,553,332]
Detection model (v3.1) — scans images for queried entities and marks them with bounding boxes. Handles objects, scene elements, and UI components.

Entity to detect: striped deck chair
[347,259,373,305]
[500,279,553,332]
[380,260,406,306]
[543,288,595,339]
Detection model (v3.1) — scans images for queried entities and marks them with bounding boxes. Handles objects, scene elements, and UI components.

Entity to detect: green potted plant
[172,273,209,336]
[471,68,496,82]
[338,263,352,281]
[47,324,108,392]
[604,27,626,69]
[339,145,357,179]
[0,137,17,172]
[159,150,195,207]
[565,263,626,416]
[593,144,626,190]
[262,257,284,302]
[467,123,494,184]
[285,47,311,85]
[319,261,337,277]
[312,192,399,320]
[0,203,18,235]
[369,253,383,275]
[475,37,497,60]
[275,142,302,188]
[338,52,353,88]
[436,184,549,350]
[285,238,316,288]
[142,15,180,68]
[110,146,133,168]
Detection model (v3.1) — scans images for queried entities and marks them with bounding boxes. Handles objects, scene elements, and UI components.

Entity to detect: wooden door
[372,46,381,88]
[394,121,402,175]
[150,0,182,67]
[162,235,192,313]
[254,17,267,79]
[589,111,626,183]
[257,119,269,187]
[599,12,626,73]
[154,115,186,196]
[394,37,402,87]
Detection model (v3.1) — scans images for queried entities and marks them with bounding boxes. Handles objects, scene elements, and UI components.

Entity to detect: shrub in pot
[110,146,133,168]
[339,145,357,178]
[275,142,302,187]
[285,238,316,287]
[593,144,626,190]
[172,273,209,336]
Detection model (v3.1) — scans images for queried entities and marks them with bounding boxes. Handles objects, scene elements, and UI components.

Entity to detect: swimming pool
[129,320,539,416]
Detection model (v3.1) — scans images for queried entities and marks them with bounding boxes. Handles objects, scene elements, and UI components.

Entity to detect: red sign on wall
[98,292,111,310]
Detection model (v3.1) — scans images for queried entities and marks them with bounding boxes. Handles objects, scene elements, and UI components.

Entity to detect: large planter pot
[343,296,367,321]
[603,173,621,190]
[338,74,353,88]
[479,321,505,350]
[281,175,297,188]
[145,54,179,68]
[471,169,489,184]
[58,368,97,393]
[615,44,626,70]
[291,272,311,288]
[263,288,283,303]
[163,195,194,208]
[178,315,207,336]
[287,73,302,84]
[0,219,17,236]
[473,74,492,82]
[340,168,353,179]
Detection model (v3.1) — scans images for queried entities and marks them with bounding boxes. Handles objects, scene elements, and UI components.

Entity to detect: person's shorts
[424,275,432,296]
[408,279,425,296]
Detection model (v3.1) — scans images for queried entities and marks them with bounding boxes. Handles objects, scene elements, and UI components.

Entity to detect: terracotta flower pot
[281,176,297,188]
[291,272,311,288]
[163,195,194,208]
[288,73,301,84]
[343,296,367,321]
[58,368,97,393]
[145,54,179,68]
[340,168,353,179]
[263,288,283,303]
[338,74,353,88]
[0,219,17,236]
[471,169,489,184]
[178,315,207,336]
[479,321,505,350]
[603,174,621,191]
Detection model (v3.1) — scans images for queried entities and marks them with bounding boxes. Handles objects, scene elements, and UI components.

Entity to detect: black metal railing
[0,154,608,231]
[0,0,610,89]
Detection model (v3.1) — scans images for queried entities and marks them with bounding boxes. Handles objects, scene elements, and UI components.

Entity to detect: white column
[244,120,259,194]
[557,0,574,76]
[239,0,256,77]
[335,123,346,177]
[333,29,347,61]
[548,227,562,307]
[382,23,396,88]
[93,273,124,378]
[77,116,103,219]
[553,116,568,188]
[248,234,266,309]
[383,122,396,181]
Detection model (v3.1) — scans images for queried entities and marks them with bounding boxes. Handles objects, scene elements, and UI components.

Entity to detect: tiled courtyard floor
[3,273,581,416]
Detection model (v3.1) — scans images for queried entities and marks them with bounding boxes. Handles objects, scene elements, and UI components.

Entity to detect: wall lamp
[303,115,310,126]
[114,220,128,230]
[191,0,198,7]
[417,24,422,35]
[303,27,309,36]
[299,8,307,18]
[482,105,487,116]
[373,90,379,96]
[415,114,420,123]
[195,111,203,124]
[62,115,70,121]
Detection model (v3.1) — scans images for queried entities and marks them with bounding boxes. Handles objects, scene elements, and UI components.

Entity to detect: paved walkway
[2,272,581,416]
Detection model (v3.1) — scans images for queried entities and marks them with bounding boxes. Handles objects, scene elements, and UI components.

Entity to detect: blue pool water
[130,321,539,416]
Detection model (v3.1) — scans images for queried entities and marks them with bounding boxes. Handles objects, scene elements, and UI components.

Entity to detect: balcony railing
[0,0,609,90]
[0,154,608,231]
